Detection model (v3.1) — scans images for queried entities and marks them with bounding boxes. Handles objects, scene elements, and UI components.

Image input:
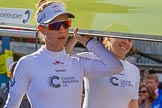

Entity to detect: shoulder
[19,49,42,63]
[123,60,139,71]
[17,55,35,66]
[122,60,140,78]
[14,51,41,72]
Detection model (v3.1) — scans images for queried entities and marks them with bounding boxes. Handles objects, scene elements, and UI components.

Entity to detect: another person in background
[145,74,162,108]
[65,36,140,108]
[138,84,156,108]
[0,83,8,108]
[4,0,123,108]
[140,69,155,85]
[8,61,18,80]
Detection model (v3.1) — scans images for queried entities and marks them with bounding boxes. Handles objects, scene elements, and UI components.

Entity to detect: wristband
[86,38,94,46]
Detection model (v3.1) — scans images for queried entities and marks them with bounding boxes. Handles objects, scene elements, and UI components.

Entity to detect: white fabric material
[37,2,74,24]
[79,52,140,108]
[4,39,123,108]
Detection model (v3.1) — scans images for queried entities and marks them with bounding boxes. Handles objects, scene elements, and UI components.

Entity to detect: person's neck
[45,45,64,52]
[119,56,125,60]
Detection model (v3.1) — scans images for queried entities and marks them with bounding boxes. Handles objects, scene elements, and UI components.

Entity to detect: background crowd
[138,69,162,108]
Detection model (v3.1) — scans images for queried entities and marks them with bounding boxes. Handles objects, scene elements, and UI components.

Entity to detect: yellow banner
[0,54,7,74]
[0,50,13,75]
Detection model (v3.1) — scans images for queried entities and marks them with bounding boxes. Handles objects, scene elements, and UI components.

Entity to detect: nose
[58,25,66,32]
[59,24,68,32]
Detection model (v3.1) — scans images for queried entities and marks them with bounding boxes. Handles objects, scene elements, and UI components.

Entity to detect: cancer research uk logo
[109,76,134,88]
[47,76,79,88]
[0,8,33,24]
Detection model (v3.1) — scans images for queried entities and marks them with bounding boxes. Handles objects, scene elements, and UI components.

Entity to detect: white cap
[37,2,74,24]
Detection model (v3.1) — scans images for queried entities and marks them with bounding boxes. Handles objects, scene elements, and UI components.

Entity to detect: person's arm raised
[65,36,78,54]
[73,27,124,79]
[73,27,92,47]
[65,27,92,54]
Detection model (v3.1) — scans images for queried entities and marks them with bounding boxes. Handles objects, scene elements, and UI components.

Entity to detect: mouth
[58,36,66,40]
[121,46,128,50]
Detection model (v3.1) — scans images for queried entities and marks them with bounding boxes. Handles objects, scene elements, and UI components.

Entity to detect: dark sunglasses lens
[63,20,71,29]
[48,20,71,30]
[48,22,61,30]
[139,91,147,94]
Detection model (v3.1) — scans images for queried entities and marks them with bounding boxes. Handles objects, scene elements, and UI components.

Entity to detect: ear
[38,25,43,33]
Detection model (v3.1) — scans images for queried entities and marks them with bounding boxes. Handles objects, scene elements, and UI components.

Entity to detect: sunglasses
[41,20,71,30]
[139,90,148,94]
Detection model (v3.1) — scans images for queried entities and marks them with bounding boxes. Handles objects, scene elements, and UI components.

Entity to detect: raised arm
[73,27,124,79]
[65,27,92,54]
[65,36,78,54]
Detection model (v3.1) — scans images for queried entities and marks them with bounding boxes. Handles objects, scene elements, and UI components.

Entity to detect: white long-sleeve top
[4,39,123,108]
[78,52,140,108]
